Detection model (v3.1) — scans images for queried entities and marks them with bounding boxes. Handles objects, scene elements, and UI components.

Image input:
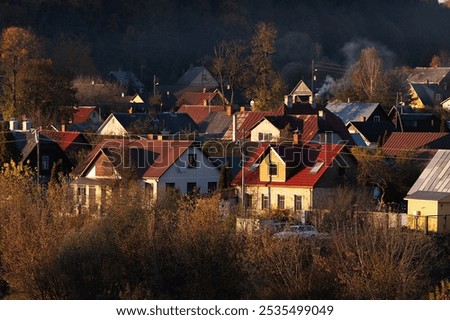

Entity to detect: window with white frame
[258,132,272,141]
[277,195,285,209]
[294,195,302,212]
[261,194,269,209]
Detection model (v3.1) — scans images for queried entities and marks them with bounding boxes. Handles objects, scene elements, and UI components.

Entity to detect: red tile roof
[383,132,450,156]
[73,106,96,124]
[73,139,193,179]
[177,105,225,124]
[41,130,84,151]
[232,143,346,188]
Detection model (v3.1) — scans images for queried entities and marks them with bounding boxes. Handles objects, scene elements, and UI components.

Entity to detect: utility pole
[241,129,246,218]
[153,74,159,97]
[311,59,317,108]
[34,128,40,185]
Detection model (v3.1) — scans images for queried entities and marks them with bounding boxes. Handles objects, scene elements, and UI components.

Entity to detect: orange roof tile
[177,105,225,124]
[41,130,83,151]
[73,106,96,124]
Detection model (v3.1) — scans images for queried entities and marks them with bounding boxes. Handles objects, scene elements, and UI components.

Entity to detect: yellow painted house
[232,142,356,221]
[405,150,450,233]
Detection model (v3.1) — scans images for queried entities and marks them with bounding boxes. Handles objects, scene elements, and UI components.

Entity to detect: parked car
[273,224,318,239]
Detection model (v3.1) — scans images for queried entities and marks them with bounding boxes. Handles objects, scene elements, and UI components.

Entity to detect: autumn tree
[332,47,408,105]
[351,147,393,209]
[0,27,42,119]
[351,47,384,101]
[313,185,373,233]
[0,27,76,127]
[0,122,12,164]
[429,280,450,300]
[429,50,450,67]
[207,40,247,106]
[240,233,338,299]
[246,22,285,111]
[332,226,438,299]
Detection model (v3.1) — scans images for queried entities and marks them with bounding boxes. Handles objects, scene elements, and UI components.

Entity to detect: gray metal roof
[408,67,450,84]
[407,149,450,195]
[405,191,450,201]
[325,102,380,125]
[176,66,218,87]
[199,111,232,139]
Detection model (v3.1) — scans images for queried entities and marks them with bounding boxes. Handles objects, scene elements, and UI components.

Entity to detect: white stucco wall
[98,116,127,135]
[151,147,220,196]
[250,120,280,142]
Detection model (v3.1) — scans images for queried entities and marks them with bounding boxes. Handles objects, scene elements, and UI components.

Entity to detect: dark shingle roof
[411,83,447,107]
[263,115,304,131]
[348,121,396,143]
[199,112,233,139]
[155,112,198,133]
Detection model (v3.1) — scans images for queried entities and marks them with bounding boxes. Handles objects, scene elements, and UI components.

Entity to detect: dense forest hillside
[1,0,450,87]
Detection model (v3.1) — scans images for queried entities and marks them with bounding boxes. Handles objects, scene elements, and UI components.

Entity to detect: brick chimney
[360,116,366,122]
[293,132,300,145]
[61,124,66,132]
[226,105,232,116]
[240,106,246,113]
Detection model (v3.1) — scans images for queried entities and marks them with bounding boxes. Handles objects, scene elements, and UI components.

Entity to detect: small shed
[405,150,450,233]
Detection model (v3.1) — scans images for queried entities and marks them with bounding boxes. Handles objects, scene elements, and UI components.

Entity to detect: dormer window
[269,163,278,176]
[258,132,272,141]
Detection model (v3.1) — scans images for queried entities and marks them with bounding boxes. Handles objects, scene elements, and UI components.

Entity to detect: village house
[325,102,389,125]
[347,121,396,147]
[405,149,450,233]
[157,66,219,101]
[107,70,144,95]
[284,80,313,106]
[9,121,72,183]
[388,108,443,132]
[71,139,220,213]
[409,83,447,109]
[176,89,228,107]
[231,142,356,221]
[408,67,450,108]
[40,130,92,165]
[249,108,353,145]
